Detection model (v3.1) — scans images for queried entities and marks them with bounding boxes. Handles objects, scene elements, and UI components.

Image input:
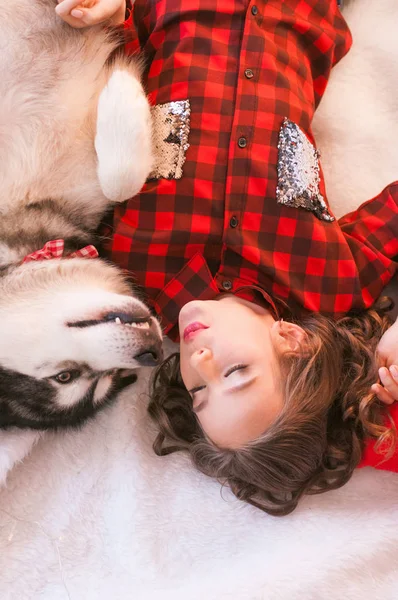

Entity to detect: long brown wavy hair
[148,299,397,516]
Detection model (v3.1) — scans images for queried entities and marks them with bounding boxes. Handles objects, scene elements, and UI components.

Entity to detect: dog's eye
[53,370,80,384]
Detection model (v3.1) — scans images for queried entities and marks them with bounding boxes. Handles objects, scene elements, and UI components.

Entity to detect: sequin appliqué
[276,118,334,222]
[149,100,191,180]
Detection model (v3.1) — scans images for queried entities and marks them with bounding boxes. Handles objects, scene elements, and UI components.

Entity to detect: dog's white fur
[0,0,160,471]
[96,69,153,201]
[0,1,152,221]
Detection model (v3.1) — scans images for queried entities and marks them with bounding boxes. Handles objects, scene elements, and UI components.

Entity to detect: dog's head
[0,257,163,430]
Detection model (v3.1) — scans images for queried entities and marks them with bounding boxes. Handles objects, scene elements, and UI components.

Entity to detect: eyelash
[189,364,248,396]
[189,385,206,396]
[224,364,248,377]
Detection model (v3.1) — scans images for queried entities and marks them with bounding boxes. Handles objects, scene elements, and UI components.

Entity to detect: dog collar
[22,239,99,263]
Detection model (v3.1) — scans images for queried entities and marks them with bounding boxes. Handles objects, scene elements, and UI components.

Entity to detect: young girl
[58,0,398,515]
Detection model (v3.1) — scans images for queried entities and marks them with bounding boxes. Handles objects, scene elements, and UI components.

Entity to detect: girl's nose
[191,347,212,365]
[190,348,215,378]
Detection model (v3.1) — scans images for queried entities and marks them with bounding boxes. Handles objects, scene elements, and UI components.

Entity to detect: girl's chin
[178,300,207,330]
[219,294,269,315]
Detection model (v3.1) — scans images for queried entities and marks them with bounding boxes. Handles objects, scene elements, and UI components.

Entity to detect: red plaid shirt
[107,0,398,340]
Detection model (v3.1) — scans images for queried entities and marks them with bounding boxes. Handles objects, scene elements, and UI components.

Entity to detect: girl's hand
[372,366,398,405]
[55,0,126,28]
[373,318,398,404]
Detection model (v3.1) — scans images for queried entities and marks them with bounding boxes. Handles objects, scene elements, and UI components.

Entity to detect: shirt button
[244,68,254,79]
[230,216,238,228]
[238,136,247,148]
[222,280,233,291]
[251,5,259,16]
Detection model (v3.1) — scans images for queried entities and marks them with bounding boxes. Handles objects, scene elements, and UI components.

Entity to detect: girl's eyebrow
[227,375,258,393]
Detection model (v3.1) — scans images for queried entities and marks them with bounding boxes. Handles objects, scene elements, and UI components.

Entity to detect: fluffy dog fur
[0,0,161,446]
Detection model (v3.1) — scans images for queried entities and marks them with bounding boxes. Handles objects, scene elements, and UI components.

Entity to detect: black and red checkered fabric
[107,0,398,339]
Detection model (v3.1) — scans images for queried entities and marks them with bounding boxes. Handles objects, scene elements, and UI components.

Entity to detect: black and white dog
[0,0,161,476]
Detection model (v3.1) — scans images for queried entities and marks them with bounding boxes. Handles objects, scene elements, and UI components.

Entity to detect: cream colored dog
[0,1,161,441]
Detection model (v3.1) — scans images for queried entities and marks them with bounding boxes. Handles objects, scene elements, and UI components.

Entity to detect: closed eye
[188,365,248,397]
[189,384,206,397]
[224,364,248,377]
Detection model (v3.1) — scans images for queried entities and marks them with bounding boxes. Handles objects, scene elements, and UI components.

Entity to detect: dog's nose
[134,346,163,367]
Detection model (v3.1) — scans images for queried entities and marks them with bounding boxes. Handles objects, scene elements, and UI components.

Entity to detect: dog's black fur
[0,367,137,430]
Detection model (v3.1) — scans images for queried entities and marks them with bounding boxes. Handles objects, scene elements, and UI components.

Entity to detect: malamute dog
[0,0,162,432]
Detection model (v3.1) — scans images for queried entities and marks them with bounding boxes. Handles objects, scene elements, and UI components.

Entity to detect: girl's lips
[183,322,209,341]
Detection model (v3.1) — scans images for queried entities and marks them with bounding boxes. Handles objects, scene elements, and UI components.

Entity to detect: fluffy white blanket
[1,1,398,598]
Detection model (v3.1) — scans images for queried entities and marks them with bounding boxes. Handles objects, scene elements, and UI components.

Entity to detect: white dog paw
[0,430,42,485]
[95,69,153,202]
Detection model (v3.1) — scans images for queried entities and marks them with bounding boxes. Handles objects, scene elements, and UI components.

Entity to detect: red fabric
[152,252,280,339]
[106,0,398,339]
[22,240,99,263]
[359,403,398,472]
[104,0,398,474]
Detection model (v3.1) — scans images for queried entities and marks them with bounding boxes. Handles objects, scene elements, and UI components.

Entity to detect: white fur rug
[2,1,398,598]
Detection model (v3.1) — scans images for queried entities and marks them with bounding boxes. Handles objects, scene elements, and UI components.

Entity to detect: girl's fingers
[70,9,84,18]
[55,0,124,27]
[389,364,398,381]
[372,383,396,405]
[372,366,398,405]
[78,0,125,25]
[379,366,398,399]
[55,0,90,28]
[55,0,86,16]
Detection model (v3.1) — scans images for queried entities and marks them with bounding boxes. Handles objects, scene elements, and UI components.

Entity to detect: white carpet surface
[1,1,398,598]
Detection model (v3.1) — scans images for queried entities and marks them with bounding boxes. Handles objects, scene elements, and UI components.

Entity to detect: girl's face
[179,296,306,448]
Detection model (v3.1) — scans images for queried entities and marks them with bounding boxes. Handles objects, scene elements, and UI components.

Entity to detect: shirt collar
[153,253,280,341]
